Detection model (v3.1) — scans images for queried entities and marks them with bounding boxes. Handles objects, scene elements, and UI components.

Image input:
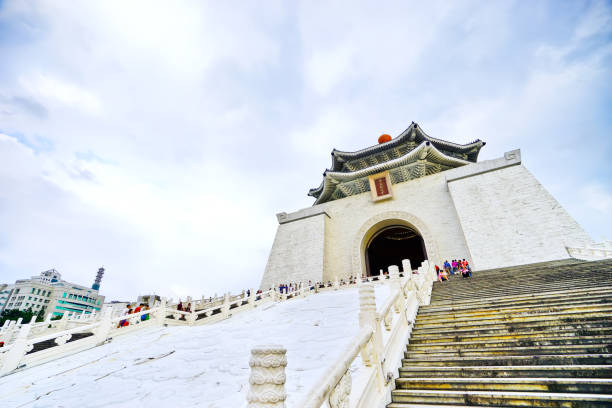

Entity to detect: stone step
[436,271,612,283]
[397,365,612,378]
[431,290,612,302]
[472,259,610,275]
[432,277,612,292]
[404,344,612,358]
[419,293,612,322]
[438,261,612,278]
[436,269,612,285]
[388,405,514,408]
[429,284,612,304]
[387,260,612,408]
[417,295,612,320]
[414,314,612,333]
[434,272,612,285]
[422,286,612,311]
[407,335,612,350]
[410,320,612,339]
[389,389,612,407]
[409,326,612,344]
[401,354,612,367]
[412,312,612,332]
[429,287,612,302]
[394,377,612,393]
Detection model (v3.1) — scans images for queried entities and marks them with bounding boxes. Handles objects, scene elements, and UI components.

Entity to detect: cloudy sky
[0,1,610,301]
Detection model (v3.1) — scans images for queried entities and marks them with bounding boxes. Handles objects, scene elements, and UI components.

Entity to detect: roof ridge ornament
[378,134,392,144]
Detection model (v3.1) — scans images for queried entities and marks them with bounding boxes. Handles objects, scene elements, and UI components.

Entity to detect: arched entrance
[352,211,438,279]
[365,225,428,276]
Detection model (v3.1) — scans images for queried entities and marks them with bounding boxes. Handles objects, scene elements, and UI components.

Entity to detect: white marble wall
[447,156,593,270]
[260,212,327,290]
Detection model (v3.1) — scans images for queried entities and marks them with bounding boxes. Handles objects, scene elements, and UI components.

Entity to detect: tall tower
[92,267,104,291]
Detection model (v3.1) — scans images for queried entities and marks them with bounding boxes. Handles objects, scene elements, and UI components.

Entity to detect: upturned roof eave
[329,123,484,171]
[310,141,471,205]
[326,141,470,182]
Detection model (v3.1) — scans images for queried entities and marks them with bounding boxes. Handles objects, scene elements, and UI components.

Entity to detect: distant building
[136,294,161,307]
[0,268,106,317]
[103,300,130,317]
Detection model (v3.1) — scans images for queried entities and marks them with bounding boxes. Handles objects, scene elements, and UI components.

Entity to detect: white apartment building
[0,269,105,317]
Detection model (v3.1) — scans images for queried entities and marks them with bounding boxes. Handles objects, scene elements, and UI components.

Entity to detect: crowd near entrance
[365,225,427,276]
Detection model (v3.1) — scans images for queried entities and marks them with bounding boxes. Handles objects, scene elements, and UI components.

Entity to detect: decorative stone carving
[247,345,287,408]
[329,369,352,408]
[383,312,392,330]
[402,259,412,279]
[360,338,375,367]
[358,284,376,329]
[187,312,197,325]
[54,333,72,346]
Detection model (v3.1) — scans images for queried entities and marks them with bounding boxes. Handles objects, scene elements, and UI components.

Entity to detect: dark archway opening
[365,225,427,276]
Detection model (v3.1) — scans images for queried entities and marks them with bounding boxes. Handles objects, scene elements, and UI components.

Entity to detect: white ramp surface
[0,285,390,408]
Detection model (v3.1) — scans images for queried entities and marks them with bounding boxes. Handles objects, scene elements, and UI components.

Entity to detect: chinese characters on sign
[368,171,393,202]
[374,177,389,197]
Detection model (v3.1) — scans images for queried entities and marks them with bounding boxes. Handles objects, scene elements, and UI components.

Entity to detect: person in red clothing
[119,306,133,327]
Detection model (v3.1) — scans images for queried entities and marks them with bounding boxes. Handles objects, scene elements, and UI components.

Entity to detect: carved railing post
[156,297,167,325]
[0,323,31,375]
[57,313,68,330]
[4,320,17,344]
[329,369,352,408]
[247,345,287,408]
[333,277,339,290]
[358,284,383,358]
[222,293,231,318]
[94,307,113,344]
[358,284,384,390]
[389,265,401,292]
[402,259,412,279]
[359,284,376,330]
[187,302,197,325]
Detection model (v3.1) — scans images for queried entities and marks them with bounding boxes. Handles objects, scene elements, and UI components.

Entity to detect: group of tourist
[278,282,301,294]
[276,277,363,294]
[435,259,472,281]
[118,303,150,328]
[176,301,192,312]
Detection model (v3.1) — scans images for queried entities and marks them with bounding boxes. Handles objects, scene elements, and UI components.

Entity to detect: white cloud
[0,0,610,301]
[582,183,612,216]
[19,74,102,115]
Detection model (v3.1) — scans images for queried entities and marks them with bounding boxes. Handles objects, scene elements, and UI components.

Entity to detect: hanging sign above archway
[368,171,393,202]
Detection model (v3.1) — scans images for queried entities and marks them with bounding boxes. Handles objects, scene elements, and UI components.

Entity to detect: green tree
[0,308,37,325]
[36,306,46,322]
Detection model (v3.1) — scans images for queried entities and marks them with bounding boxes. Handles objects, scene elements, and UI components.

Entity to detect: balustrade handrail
[25,321,100,345]
[377,289,401,321]
[110,306,159,324]
[294,261,434,408]
[301,326,373,408]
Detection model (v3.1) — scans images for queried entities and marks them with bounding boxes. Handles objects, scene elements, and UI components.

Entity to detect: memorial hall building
[260,122,593,289]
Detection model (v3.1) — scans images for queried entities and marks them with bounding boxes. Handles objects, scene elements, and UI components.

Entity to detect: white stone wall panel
[447,164,593,270]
